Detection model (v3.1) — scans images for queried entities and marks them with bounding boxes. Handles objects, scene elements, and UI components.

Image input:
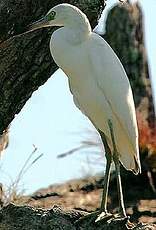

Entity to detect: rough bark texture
[0,0,103,134]
[104,2,155,128]
[0,203,155,230]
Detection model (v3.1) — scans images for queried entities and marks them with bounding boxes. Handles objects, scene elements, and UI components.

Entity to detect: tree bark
[0,203,155,230]
[0,0,104,134]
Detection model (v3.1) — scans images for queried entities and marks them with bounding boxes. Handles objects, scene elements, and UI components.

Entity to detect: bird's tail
[118,137,141,175]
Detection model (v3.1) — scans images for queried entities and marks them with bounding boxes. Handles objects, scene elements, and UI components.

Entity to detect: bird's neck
[64,14,91,44]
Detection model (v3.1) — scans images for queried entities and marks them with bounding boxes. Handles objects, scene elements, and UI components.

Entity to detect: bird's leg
[95,151,113,222]
[100,151,112,213]
[94,131,113,222]
[76,131,113,224]
[98,130,112,214]
[108,119,127,218]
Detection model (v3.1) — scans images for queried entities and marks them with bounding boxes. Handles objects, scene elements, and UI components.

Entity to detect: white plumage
[49,4,141,174]
[29,3,141,217]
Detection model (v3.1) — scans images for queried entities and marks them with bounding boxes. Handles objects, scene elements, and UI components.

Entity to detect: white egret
[29,3,141,219]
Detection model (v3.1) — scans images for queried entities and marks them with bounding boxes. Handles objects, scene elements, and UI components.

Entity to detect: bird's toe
[95,211,114,222]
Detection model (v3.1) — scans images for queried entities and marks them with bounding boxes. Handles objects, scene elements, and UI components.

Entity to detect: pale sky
[0,0,155,194]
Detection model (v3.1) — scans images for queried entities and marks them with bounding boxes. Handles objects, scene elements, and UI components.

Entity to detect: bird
[28,3,141,220]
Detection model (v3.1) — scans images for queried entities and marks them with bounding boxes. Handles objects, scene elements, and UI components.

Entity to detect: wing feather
[88,33,141,173]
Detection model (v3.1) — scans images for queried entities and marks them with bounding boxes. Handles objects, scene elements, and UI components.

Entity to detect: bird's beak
[28,16,49,32]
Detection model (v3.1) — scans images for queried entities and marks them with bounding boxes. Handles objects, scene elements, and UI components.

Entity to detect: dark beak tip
[26,17,48,33]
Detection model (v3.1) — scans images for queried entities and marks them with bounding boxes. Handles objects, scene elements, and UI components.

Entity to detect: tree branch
[0,203,155,230]
[0,0,103,134]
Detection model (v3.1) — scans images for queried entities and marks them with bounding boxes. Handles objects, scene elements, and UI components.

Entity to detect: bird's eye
[47,11,56,21]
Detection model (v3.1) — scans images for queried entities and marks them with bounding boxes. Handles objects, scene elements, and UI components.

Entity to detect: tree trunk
[0,0,103,134]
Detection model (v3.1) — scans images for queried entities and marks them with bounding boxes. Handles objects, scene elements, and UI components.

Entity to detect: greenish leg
[100,152,112,212]
[76,130,114,224]
[108,119,127,217]
[98,130,112,213]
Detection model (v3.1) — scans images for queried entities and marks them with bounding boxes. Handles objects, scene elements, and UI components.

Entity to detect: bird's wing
[88,33,139,154]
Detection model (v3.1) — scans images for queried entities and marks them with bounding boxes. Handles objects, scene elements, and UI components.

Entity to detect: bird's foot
[95,211,114,222]
[96,212,133,228]
[76,211,134,228]
[76,210,114,224]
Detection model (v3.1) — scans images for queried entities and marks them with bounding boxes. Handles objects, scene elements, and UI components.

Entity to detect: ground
[0,169,156,229]
[25,170,156,224]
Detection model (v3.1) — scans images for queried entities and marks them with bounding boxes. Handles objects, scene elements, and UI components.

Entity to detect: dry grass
[0,145,43,205]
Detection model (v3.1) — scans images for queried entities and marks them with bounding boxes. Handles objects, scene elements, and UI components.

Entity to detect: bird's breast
[50,29,89,75]
[50,30,110,120]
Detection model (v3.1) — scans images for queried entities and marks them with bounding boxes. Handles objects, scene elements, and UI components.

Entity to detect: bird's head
[28,3,89,31]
